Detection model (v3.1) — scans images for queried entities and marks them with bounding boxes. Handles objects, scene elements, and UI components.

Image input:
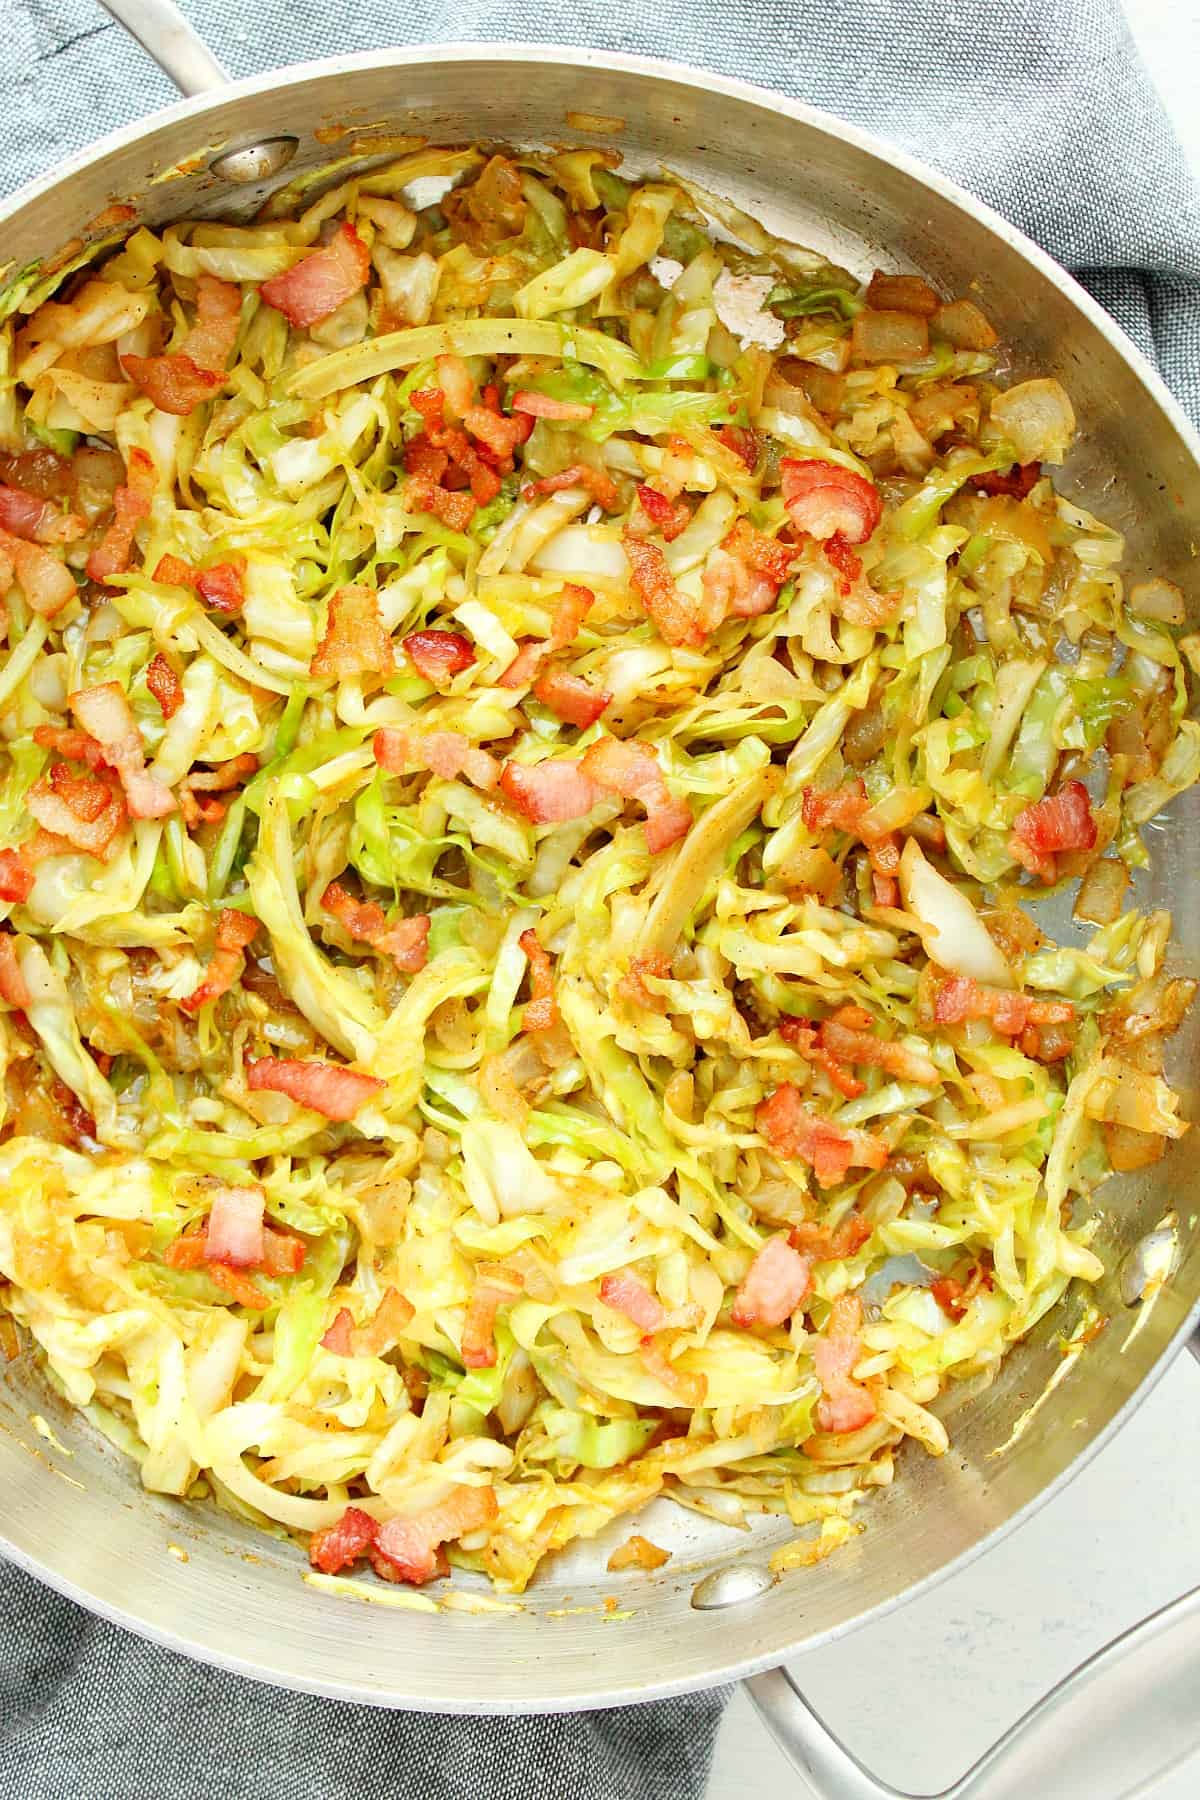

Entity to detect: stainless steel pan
[1,8,1198,1793]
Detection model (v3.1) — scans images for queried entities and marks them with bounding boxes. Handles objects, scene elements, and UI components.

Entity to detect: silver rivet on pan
[209,137,299,184]
[690,1563,777,1610]
[1119,1219,1178,1306]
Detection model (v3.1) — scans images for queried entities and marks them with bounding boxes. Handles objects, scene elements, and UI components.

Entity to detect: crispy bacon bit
[185,275,243,372]
[372,727,499,793]
[152,552,245,614]
[32,726,106,770]
[970,462,1040,499]
[205,1184,266,1268]
[930,1276,967,1321]
[786,1003,940,1089]
[462,1265,523,1369]
[0,934,30,1008]
[373,1486,499,1586]
[524,464,621,512]
[310,584,394,679]
[580,736,692,853]
[322,1288,416,1358]
[309,1506,379,1575]
[85,447,155,584]
[400,629,476,686]
[246,1056,385,1121]
[702,518,796,623]
[463,402,533,463]
[0,484,84,545]
[0,849,33,904]
[803,781,869,835]
[623,530,706,648]
[519,928,558,1032]
[69,680,176,818]
[499,584,597,691]
[0,529,78,616]
[499,758,601,824]
[532,666,611,729]
[715,424,759,470]
[207,1263,270,1310]
[932,975,1074,1040]
[756,1084,889,1187]
[259,1228,308,1275]
[618,951,672,1013]
[322,879,430,973]
[122,353,222,417]
[812,1293,876,1434]
[790,1213,874,1261]
[634,484,692,542]
[26,775,125,857]
[48,763,111,821]
[181,908,260,1015]
[405,476,478,531]
[179,752,259,829]
[824,533,863,593]
[1009,780,1097,883]
[730,1235,813,1329]
[145,653,183,720]
[781,459,882,545]
[511,389,595,422]
[598,1270,667,1333]
[260,221,370,328]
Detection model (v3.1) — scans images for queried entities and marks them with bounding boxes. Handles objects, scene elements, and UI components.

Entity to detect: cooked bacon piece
[524,464,621,512]
[85,447,155,584]
[181,908,260,1015]
[405,474,478,531]
[930,1276,966,1321]
[731,1235,813,1329]
[715,424,759,470]
[802,781,869,835]
[258,1228,307,1275]
[309,1505,379,1575]
[498,642,544,689]
[145,653,183,720]
[0,529,77,616]
[461,1265,523,1369]
[204,1184,266,1268]
[970,462,1040,499]
[463,403,533,463]
[580,737,692,853]
[260,221,370,328]
[598,1270,667,1333]
[723,518,796,590]
[70,680,176,818]
[179,752,259,828]
[153,552,245,614]
[26,775,125,857]
[0,934,30,1008]
[400,629,476,686]
[511,390,595,422]
[48,763,111,821]
[623,531,707,649]
[310,584,393,679]
[207,1262,270,1310]
[372,727,499,793]
[824,532,863,593]
[322,1288,416,1359]
[780,459,882,545]
[322,879,430,973]
[607,1535,671,1572]
[812,1293,876,1434]
[638,1338,706,1407]
[790,1213,874,1261]
[618,951,673,1013]
[32,726,107,770]
[499,758,601,824]
[0,484,84,545]
[186,275,243,372]
[786,1003,940,1089]
[756,1084,889,1187]
[519,928,558,1032]
[1009,780,1097,883]
[932,974,1074,1040]
[246,1056,385,1120]
[532,666,611,729]
[373,1486,499,1586]
[498,584,597,692]
[408,382,504,502]
[702,519,796,624]
[634,484,692,543]
[0,849,33,904]
[122,353,223,417]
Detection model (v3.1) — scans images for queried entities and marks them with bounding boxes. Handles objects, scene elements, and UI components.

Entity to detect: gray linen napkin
[0,4,1197,1798]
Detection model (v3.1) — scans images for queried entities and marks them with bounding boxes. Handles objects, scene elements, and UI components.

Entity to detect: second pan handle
[97,0,228,96]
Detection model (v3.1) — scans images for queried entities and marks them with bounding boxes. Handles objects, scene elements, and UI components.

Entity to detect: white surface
[709,10,1200,1792]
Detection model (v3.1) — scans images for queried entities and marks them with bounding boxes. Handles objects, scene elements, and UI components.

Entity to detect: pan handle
[96,0,229,96]
[746,1580,1200,1799]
